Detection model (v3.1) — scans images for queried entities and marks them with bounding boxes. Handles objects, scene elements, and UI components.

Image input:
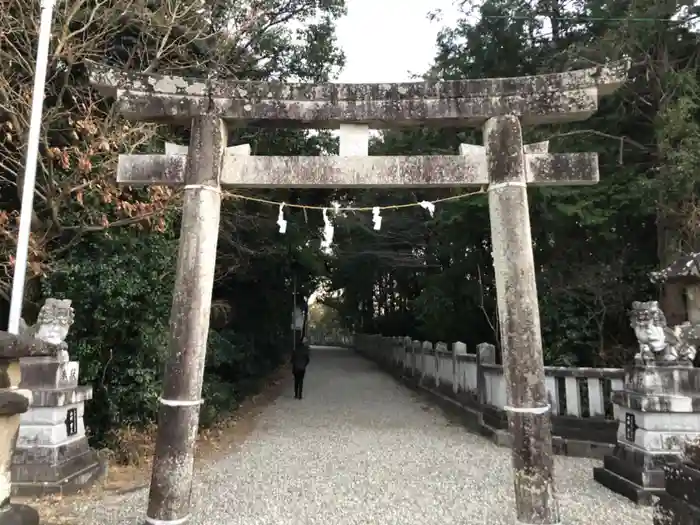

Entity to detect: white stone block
[17,418,86,447]
[615,406,700,432]
[453,342,467,355]
[617,393,697,412]
[20,402,84,425]
[618,426,700,452]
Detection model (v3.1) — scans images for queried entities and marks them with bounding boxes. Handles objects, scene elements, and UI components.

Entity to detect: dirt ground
[16,367,290,525]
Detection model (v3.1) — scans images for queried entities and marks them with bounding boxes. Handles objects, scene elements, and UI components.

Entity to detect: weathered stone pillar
[411,340,420,378]
[451,342,461,394]
[485,115,559,524]
[435,342,448,389]
[0,331,59,525]
[146,115,227,524]
[476,342,496,407]
[421,341,432,385]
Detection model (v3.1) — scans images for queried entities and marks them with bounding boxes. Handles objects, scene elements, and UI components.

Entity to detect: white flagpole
[7,0,57,334]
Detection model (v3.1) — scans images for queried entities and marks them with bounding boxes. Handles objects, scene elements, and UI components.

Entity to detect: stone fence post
[421,341,433,385]
[402,337,411,374]
[435,342,448,389]
[370,336,377,360]
[476,343,496,407]
[411,340,421,379]
[453,342,467,394]
[356,334,366,356]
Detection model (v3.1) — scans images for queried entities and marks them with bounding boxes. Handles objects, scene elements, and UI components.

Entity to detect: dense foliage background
[1,0,698,448]
[324,0,700,368]
[0,0,344,447]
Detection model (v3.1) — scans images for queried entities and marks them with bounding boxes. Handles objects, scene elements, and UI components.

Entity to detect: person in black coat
[291,336,310,399]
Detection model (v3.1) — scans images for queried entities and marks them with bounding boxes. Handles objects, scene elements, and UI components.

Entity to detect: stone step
[593,465,661,506]
[603,453,665,489]
[624,367,700,397]
[613,391,700,413]
[11,451,107,498]
[20,402,84,426]
[12,449,100,483]
[17,414,86,447]
[654,492,700,525]
[612,442,678,470]
[665,463,700,506]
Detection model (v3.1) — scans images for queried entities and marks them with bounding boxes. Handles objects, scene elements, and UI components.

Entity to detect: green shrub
[42,228,177,444]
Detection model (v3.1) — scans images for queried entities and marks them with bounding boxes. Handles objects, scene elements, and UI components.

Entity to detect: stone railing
[307,332,354,347]
[355,334,624,458]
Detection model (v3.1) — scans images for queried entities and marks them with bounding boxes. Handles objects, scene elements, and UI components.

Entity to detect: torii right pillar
[485,115,560,522]
[479,73,627,522]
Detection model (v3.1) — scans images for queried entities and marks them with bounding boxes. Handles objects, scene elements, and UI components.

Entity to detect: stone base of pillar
[594,365,700,506]
[593,442,673,505]
[0,504,39,525]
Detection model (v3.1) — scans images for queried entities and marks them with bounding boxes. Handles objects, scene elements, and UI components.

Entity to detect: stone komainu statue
[19,299,74,358]
[629,300,697,366]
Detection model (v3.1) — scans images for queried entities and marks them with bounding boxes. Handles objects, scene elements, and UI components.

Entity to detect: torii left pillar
[147,115,228,524]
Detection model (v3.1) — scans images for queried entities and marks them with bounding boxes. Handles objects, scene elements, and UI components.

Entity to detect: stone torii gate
[89,62,627,525]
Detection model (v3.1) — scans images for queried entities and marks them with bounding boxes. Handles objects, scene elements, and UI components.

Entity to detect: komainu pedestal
[11,299,105,497]
[654,439,700,524]
[594,301,700,505]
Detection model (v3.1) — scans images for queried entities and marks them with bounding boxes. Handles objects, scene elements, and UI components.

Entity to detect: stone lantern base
[12,357,105,496]
[594,366,700,505]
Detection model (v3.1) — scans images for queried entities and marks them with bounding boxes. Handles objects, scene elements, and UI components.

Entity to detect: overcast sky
[334,0,462,83]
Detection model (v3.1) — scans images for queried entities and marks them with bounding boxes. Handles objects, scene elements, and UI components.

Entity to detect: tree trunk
[657,211,687,325]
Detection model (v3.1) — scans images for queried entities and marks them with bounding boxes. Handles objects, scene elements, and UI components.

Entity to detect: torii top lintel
[88,61,629,129]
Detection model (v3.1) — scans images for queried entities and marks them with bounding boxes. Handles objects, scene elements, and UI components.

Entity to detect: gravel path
[81,346,652,525]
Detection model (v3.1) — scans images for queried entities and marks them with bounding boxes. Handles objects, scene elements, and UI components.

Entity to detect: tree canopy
[324,0,700,368]
[0,0,345,446]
